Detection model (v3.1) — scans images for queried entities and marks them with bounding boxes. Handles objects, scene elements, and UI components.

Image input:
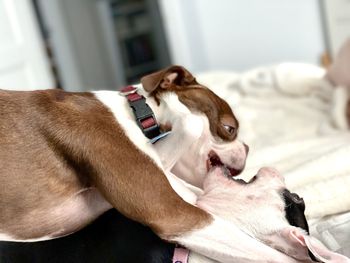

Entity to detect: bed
[197,63,350,257]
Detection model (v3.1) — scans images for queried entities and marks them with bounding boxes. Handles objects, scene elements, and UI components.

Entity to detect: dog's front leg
[162,172,300,263]
[173,215,303,263]
[154,114,203,170]
[66,132,295,262]
[45,100,297,263]
[90,157,299,263]
[165,170,201,205]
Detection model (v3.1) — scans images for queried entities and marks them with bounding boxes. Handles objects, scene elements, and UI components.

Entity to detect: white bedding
[197,63,350,256]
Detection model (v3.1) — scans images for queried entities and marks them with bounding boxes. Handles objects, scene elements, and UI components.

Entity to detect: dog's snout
[243,143,249,155]
[255,167,285,187]
[257,167,280,178]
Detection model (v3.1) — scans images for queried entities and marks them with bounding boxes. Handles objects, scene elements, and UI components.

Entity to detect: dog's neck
[132,84,210,187]
[133,83,195,126]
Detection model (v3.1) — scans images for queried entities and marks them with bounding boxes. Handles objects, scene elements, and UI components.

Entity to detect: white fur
[174,215,300,263]
[0,85,252,263]
[169,113,248,188]
[94,87,248,196]
[95,87,298,263]
[93,89,206,202]
[93,90,163,169]
[186,167,350,262]
[198,64,350,219]
[197,167,286,237]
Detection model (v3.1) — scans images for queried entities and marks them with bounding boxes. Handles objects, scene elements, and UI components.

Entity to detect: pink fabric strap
[172,247,189,263]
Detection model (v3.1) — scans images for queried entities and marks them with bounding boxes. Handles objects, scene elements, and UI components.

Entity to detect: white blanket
[197,63,350,220]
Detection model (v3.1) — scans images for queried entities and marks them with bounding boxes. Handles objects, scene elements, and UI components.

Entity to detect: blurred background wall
[159,0,324,72]
[0,0,349,91]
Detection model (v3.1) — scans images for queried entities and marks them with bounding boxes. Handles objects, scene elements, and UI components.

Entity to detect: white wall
[322,0,350,57]
[0,0,54,90]
[159,0,325,73]
[38,0,123,91]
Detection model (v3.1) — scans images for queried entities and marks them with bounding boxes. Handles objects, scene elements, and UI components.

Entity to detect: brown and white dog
[0,66,323,262]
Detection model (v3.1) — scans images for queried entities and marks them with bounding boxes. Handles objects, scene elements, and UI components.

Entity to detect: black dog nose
[282,189,318,262]
[282,189,308,232]
[243,143,249,154]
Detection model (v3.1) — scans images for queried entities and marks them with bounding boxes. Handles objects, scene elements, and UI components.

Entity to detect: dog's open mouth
[207,151,243,177]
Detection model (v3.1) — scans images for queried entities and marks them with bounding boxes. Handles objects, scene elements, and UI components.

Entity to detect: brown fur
[177,88,238,141]
[0,88,211,240]
[141,66,239,141]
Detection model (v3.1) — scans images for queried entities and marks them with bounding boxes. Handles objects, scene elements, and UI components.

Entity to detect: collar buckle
[129,97,160,139]
[121,85,161,140]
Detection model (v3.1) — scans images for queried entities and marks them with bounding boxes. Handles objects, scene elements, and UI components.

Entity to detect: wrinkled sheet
[197,63,350,256]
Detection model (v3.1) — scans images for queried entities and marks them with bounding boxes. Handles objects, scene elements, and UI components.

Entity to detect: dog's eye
[223,125,236,135]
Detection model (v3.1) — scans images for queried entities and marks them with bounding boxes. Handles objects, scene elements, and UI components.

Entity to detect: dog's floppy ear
[141,65,196,92]
[303,234,350,263]
[274,227,350,262]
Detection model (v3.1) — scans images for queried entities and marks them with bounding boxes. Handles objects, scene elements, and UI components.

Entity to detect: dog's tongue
[207,152,242,176]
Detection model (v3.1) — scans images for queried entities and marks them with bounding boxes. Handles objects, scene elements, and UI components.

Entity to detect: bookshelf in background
[110,0,170,83]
